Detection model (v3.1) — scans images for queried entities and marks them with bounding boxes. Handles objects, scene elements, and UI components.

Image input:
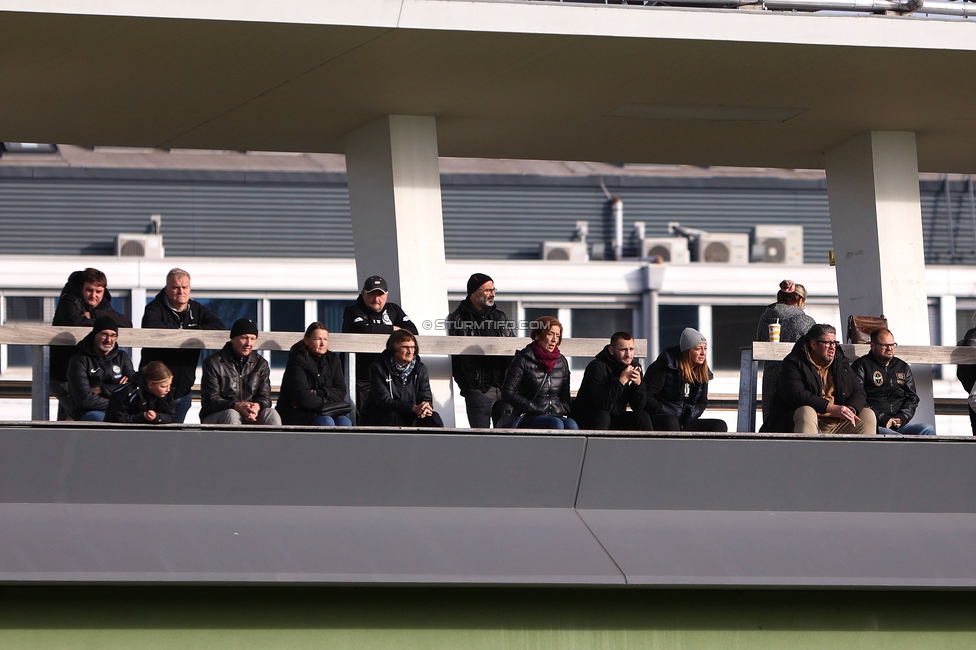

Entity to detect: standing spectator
[66,316,134,421]
[106,360,176,424]
[644,328,727,432]
[854,328,935,435]
[140,268,225,423]
[361,330,442,427]
[756,279,815,420]
[448,273,514,428]
[501,316,578,430]
[276,322,352,427]
[572,331,652,431]
[200,319,281,426]
[51,268,132,420]
[342,275,418,413]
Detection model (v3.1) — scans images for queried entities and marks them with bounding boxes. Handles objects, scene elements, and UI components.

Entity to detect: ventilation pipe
[599,179,624,261]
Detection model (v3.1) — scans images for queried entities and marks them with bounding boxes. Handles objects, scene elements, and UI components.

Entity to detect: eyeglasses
[874,342,898,349]
[813,340,838,349]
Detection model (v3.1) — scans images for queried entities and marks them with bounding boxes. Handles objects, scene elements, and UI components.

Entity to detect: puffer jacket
[51,271,132,383]
[65,332,135,419]
[573,345,646,417]
[199,342,272,419]
[276,340,348,425]
[447,298,514,397]
[501,344,571,417]
[105,372,175,424]
[643,345,711,426]
[361,350,433,426]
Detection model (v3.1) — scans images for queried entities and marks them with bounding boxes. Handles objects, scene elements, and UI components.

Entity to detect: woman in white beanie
[642,327,727,432]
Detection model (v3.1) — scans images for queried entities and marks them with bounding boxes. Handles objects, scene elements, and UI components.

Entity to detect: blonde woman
[643,328,727,432]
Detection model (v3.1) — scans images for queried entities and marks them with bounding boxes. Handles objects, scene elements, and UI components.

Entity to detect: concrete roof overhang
[2,0,975,172]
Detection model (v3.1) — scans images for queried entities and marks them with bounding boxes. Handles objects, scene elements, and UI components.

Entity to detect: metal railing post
[31,345,50,421]
[737,347,758,433]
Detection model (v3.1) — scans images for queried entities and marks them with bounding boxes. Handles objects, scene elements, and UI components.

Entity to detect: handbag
[319,400,352,417]
[847,314,888,344]
[497,373,548,429]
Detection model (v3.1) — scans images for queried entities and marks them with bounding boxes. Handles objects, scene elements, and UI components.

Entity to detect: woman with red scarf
[501,316,578,429]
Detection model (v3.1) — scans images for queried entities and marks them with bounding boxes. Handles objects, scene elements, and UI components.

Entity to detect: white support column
[698,304,713,370]
[825,131,935,428]
[345,115,453,425]
[941,294,957,378]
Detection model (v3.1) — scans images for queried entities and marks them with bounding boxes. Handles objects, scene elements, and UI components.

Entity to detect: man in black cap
[342,275,418,415]
[199,318,280,425]
[447,273,514,428]
[65,315,134,421]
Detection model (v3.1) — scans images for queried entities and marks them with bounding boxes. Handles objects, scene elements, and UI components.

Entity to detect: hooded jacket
[276,339,349,425]
[852,353,920,427]
[105,372,175,424]
[199,341,272,419]
[447,297,514,396]
[501,344,571,417]
[362,349,433,426]
[51,271,132,383]
[761,333,867,433]
[140,289,225,399]
[644,345,711,426]
[65,331,135,419]
[342,294,418,382]
[573,345,647,417]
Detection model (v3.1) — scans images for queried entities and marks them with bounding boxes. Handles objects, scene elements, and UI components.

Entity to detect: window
[658,305,698,357]
[711,305,768,370]
[270,299,305,367]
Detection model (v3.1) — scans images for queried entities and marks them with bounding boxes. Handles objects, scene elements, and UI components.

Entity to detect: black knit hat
[466,273,493,296]
[91,315,119,335]
[230,318,259,339]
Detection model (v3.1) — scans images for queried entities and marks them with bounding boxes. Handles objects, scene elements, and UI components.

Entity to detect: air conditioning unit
[752,225,803,264]
[116,234,165,259]
[541,241,589,262]
[641,237,691,264]
[692,233,749,264]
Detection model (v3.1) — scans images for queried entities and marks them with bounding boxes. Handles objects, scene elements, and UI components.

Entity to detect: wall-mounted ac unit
[116,234,164,259]
[692,233,749,264]
[752,225,803,264]
[641,237,691,264]
[541,241,589,262]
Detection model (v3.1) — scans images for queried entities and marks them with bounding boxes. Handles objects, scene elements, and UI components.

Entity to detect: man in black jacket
[572,332,652,431]
[140,268,225,423]
[957,324,976,434]
[200,319,280,425]
[447,273,514,428]
[342,275,418,413]
[762,323,876,434]
[852,328,935,435]
[65,316,135,421]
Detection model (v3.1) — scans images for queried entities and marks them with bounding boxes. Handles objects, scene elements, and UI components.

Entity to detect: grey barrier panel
[576,437,976,513]
[577,509,976,587]
[0,503,624,584]
[0,428,587,508]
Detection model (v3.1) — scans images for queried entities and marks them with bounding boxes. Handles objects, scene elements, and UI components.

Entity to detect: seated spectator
[276,322,353,427]
[66,316,134,421]
[572,331,652,431]
[643,328,727,432]
[51,268,132,420]
[761,323,876,435]
[853,328,935,435]
[500,316,578,430]
[756,279,815,420]
[106,361,176,424]
[200,318,281,426]
[361,330,443,427]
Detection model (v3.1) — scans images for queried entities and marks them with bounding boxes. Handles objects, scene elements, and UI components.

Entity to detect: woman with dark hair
[756,279,816,420]
[361,329,443,427]
[276,322,352,426]
[106,360,176,424]
[643,327,727,432]
[500,316,578,429]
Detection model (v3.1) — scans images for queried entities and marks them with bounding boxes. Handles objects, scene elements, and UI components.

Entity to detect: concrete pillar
[825,131,934,428]
[344,115,453,425]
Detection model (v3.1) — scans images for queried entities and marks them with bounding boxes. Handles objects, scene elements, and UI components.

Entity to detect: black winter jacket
[51,271,132,383]
[140,290,225,399]
[644,345,711,426]
[105,372,175,424]
[276,340,349,425]
[447,298,514,396]
[501,344,571,417]
[852,353,920,427]
[362,350,433,426]
[342,295,418,382]
[574,346,646,417]
[199,342,272,419]
[957,327,976,393]
[761,334,867,433]
[66,332,135,419]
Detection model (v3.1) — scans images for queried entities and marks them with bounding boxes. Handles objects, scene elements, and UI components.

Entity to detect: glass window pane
[711,305,768,370]
[318,300,348,335]
[570,308,634,371]
[659,305,698,356]
[270,299,305,368]
[6,296,43,322]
